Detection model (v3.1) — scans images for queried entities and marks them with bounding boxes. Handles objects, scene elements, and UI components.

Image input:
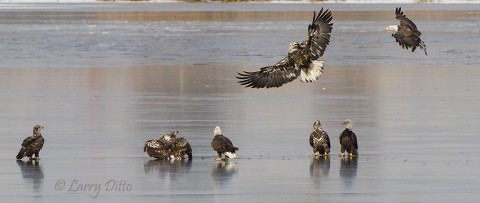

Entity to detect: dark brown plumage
[144,131,177,159]
[386,7,427,55]
[211,126,238,161]
[309,120,331,156]
[339,119,358,157]
[237,8,333,88]
[16,125,45,160]
[171,137,193,160]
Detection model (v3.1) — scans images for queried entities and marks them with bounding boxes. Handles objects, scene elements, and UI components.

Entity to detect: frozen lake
[0,3,479,203]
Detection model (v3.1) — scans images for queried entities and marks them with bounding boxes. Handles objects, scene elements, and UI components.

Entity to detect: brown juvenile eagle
[169,133,193,160]
[309,120,331,156]
[339,119,358,157]
[144,131,177,160]
[237,8,333,88]
[211,126,238,161]
[16,125,45,160]
[385,7,427,55]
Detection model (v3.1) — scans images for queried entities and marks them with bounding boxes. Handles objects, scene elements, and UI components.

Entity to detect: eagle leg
[411,46,416,52]
[215,152,222,161]
[34,152,41,160]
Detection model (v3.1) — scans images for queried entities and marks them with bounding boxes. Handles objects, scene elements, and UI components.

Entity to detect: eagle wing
[237,56,299,88]
[212,136,238,152]
[21,135,37,147]
[322,131,331,149]
[309,132,315,147]
[395,7,419,33]
[350,132,358,150]
[299,8,333,60]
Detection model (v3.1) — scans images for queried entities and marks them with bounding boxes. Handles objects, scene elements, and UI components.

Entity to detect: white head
[343,119,353,130]
[214,126,222,136]
[289,42,300,54]
[385,25,399,33]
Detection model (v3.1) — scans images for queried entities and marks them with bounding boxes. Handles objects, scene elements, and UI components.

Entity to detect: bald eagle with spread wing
[385,7,427,55]
[309,120,331,156]
[237,9,333,88]
[16,125,45,160]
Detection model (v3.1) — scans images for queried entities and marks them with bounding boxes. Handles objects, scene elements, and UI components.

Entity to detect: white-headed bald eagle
[211,126,238,161]
[385,7,427,55]
[16,125,45,161]
[237,8,333,88]
[309,120,331,156]
[339,119,358,157]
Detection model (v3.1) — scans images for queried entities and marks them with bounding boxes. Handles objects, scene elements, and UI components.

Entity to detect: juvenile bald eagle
[385,7,427,55]
[16,125,45,160]
[339,119,358,157]
[170,136,193,160]
[144,131,177,159]
[309,120,331,156]
[237,8,333,88]
[211,126,239,161]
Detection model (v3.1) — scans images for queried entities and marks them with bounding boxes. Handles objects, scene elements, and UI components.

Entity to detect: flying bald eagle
[339,119,358,157]
[144,131,177,159]
[385,7,427,55]
[211,126,239,161]
[170,135,193,160]
[16,125,45,160]
[309,120,331,156]
[237,8,333,88]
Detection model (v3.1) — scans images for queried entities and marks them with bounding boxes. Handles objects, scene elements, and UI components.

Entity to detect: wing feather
[351,132,358,150]
[395,7,419,32]
[237,56,299,88]
[300,9,333,60]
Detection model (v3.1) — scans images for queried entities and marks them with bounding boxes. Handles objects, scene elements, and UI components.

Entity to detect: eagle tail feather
[300,60,324,83]
[225,152,237,159]
[16,147,26,160]
[420,41,427,55]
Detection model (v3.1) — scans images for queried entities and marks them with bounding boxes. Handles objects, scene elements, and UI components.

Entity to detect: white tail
[420,41,427,55]
[225,152,237,159]
[300,60,324,83]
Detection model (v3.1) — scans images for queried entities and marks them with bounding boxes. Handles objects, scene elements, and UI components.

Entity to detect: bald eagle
[144,131,177,159]
[211,126,239,161]
[339,119,358,157]
[385,7,427,55]
[309,120,331,156]
[16,125,45,161]
[237,8,333,88]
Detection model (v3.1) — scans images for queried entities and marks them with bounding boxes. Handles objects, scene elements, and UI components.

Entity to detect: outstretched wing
[237,56,299,88]
[395,7,419,33]
[392,28,422,50]
[299,8,333,60]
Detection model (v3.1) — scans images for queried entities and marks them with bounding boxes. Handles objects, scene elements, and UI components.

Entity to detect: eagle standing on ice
[339,119,358,157]
[237,8,333,88]
[385,7,427,55]
[170,135,193,160]
[144,131,177,160]
[16,125,45,160]
[309,120,331,156]
[211,126,239,161]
